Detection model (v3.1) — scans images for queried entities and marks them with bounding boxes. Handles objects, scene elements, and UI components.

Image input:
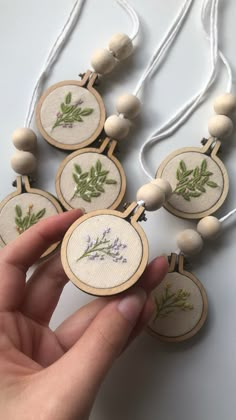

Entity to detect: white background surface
[1,1,236,419]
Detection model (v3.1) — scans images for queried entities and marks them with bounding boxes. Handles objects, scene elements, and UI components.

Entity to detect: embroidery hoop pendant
[156,138,229,219]
[56,137,126,212]
[36,71,106,151]
[147,253,208,342]
[0,176,63,258]
[61,202,149,296]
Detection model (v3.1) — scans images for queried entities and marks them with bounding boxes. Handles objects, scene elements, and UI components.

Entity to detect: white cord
[133,0,194,96]
[139,0,232,180]
[220,208,236,223]
[24,0,86,128]
[24,0,140,128]
[201,0,232,92]
[116,0,140,41]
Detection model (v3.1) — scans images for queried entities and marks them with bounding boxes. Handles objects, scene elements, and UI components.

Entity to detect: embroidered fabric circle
[0,193,59,247]
[40,85,101,145]
[58,152,122,212]
[149,272,204,338]
[161,152,224,214]
[65,214,143,290]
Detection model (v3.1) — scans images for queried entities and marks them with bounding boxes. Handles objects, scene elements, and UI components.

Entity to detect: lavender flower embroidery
[77,227,127,263]
[52,92,93,130]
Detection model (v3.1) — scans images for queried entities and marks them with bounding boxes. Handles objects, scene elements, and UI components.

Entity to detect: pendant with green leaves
[71,159,117,203]
[15,204,46,234]
[52,92,94,131]
[148,253,208,342]
[156,139,229,219]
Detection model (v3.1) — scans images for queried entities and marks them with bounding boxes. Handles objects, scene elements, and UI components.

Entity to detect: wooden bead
[176,229,203,256]
[104,115,130,140]
[197,216,221,240]
[12,128,37,151]
[208,114,233,139]
[116,94,141,119]
[213,93,236,116]
[136,183,165,211]
[108,33,133,60]
[11,151,37,175]
[151,178,172,200]
[91,48,116,74]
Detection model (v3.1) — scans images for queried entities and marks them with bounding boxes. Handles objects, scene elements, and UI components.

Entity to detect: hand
[0,209,168,420]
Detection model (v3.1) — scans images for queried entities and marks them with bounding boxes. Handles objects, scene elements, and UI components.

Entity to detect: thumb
[46,287,147,416]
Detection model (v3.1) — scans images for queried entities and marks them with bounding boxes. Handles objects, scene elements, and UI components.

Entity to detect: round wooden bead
[197,216,221,240]
[91,48,116,74]
[213,93,236,116]
[12,128,37,151]
[208,114,233,139]
[10,151,37,175]
[104,115,130,140]
[176,229,203,256]
[136,183,165,211]
[151,178,172,200]
[116,94,141,119]
[108,33,133,60]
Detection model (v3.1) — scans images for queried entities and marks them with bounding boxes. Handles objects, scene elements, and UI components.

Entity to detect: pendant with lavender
[77,227,128,263]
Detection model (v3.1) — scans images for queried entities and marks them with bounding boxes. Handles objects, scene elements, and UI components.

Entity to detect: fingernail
[79,207,86,214]
[160,254,169,262]
[118,288,147,325]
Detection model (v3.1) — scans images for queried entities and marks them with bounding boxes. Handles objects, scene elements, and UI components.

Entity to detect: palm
[0,311,63,370]
[0,210,167,420]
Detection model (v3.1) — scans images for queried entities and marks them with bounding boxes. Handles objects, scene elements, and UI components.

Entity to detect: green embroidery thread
[52,92,94,130]
[15,204,46,234]
[154,284,194,321]
[71,160,117,203]
[174,159,218,201]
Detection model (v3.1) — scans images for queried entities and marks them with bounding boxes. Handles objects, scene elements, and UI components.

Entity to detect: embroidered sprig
[15,204,46,234]
[52,92,93,130]
[174,159,218,201]
[71,160,117,203]
[154,284,194,320]
[77,227,127,263]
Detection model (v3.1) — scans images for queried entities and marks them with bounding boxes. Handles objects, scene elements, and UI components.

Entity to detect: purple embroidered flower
[77,227,128,263]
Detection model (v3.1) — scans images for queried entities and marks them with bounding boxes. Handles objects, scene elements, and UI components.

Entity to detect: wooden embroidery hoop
[61,202,149,296]
[36,71,106,151]
[55,137,126,211]
[147,253,208,343]
[156,138,229,219]
[0,176,63,258]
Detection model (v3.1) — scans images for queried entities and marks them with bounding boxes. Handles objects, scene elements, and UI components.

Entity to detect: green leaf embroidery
[154,284,194,321]
[105,179,117,184]
[52,92,94,130]
[174,158,219,201]
[201,159,207,173]
[65,92,72,104]
[71,160,118,203]
[180,160,187,172]
[15,205,46,234]
[206,181,218,188]
[15,205,22,218]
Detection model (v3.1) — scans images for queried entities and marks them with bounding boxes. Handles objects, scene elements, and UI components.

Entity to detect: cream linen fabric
[59,152,122,212]
[162,152,224,214]
[40,85,101,145]
[0,193,59,245]
[66,214,143,289]
[149,272,204,337]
